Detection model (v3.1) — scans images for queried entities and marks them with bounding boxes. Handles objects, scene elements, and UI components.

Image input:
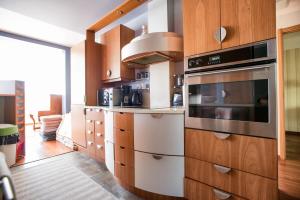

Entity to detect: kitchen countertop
[85,106,185,114]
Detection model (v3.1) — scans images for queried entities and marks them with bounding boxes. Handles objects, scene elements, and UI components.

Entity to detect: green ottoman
[0,124,19,166]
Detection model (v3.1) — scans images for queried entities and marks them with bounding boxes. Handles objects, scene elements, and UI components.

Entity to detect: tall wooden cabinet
[183,0,276,56]
[70,38,102,106]
[100,25,135,82]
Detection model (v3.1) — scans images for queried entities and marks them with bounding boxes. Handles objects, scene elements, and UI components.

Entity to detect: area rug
[11,158,117,200]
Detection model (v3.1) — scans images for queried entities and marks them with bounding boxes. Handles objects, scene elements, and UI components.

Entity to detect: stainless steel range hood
[121,30,183,66]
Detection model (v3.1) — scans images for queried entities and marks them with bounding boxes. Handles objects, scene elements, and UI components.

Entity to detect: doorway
[278,24,300,199]
[0,32,72,165]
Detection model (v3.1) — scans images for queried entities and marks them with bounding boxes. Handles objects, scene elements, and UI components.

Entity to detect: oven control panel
[187,42,270,70]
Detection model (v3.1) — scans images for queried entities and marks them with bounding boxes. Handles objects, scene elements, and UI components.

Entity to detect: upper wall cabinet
[183,0,276,57]
[100,25,135,82]
[183,0,221,57]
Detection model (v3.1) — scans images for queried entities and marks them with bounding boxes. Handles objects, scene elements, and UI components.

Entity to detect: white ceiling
[0,0,148,46]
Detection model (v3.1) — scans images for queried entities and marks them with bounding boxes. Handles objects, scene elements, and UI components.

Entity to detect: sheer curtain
[0,36,65,123]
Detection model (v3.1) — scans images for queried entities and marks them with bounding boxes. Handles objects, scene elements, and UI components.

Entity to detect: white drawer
[135,151,184,197]
[104,111,114,143]
[105,140,114,175]
[134,113,184,155]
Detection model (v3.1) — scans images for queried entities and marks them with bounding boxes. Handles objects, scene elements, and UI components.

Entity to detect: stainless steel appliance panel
[185,64,276,138]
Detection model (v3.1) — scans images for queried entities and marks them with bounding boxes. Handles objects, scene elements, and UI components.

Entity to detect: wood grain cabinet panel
[114,112,134,131]
[185,158,278,200]
[185,178,246,200]
[71,104,86,148]
[221,0,276,49]
[95,142,105,160]
[85,120,95,143]
[115,162,134,186]
[114,128,134,149]
[185,129,277,179]
[86,108,104,120]
[115,145,134,167]
[183,0,221,56]
[100,25,135,82]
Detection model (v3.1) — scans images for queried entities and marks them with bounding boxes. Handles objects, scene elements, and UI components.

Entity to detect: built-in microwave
[184,39,277,138]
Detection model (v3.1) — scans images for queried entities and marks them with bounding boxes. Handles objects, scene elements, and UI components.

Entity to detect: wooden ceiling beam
[87,0,148,32]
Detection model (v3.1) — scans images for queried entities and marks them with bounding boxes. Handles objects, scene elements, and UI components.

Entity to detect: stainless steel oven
[184,39,277,138]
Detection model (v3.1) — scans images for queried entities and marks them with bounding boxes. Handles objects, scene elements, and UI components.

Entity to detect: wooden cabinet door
[100,25,134,81]
[71,104,86,148]
[183,0,221,56]
[185,178,246,200]
[221,0,276,49]
[185,129,277,179]
[101,27,121,80]
[185,158,278,200]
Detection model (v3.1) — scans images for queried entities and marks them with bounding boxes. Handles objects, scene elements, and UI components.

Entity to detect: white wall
[277,0,300,29]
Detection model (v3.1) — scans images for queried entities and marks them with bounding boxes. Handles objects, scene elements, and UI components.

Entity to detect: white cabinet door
[135,151,184,197]
[105,140,114,175]
[104,111,114,143]
[134,113,184,155]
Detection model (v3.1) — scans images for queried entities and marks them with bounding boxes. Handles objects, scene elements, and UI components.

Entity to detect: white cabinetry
[134,113,184,155]
[134,113,184,197]
[104,110,114,175]
[135,151,184,197]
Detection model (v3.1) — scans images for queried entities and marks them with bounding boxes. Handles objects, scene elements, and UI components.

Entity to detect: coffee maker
[120,85,132,107]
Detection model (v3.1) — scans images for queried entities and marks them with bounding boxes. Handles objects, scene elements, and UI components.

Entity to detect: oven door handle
[186,64,271,77]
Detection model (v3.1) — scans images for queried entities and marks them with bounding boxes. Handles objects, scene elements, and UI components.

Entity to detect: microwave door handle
[186,64,271,77]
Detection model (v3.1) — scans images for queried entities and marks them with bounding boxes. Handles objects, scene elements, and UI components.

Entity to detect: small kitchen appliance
[97,88,109,106]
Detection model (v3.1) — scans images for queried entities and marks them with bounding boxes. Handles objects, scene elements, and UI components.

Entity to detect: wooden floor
[279,133,300,200]
[16,125,72,165]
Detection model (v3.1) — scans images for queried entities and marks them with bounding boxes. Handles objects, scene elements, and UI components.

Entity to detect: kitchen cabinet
[185,178,246,200]
[71,104,86,148]
[135,151,184,197]
[113,112,134,186]
[183,0,276,56]
[104,110,114,175]
[85,108,105,161]
[134,113,184,155]
[220,0,276,49]
[183,0,221,56]
[185,129,277,179]
[100,25,135,82]
[71,39,102,106]
[105,140,115,175]
[185,158,278,200]
[185,128,278,200]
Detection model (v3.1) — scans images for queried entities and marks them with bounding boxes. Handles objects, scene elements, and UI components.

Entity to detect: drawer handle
[86,120,93,123]
[213,189,231,200]
[120,112,124,114]
[121,163,125,166]
[213,132,231,140]
[95,109,102,112]
[213,164,231,174]
[152,155,163,160]
[96,121,103,125]
[96,133,103,137]
[96,145,103,149]
[120,146,125,149]
[151,113,163,119]
[86,108,92,112]
[87,141,93,146]
[87,130,93,134]
[120,129,125,132]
